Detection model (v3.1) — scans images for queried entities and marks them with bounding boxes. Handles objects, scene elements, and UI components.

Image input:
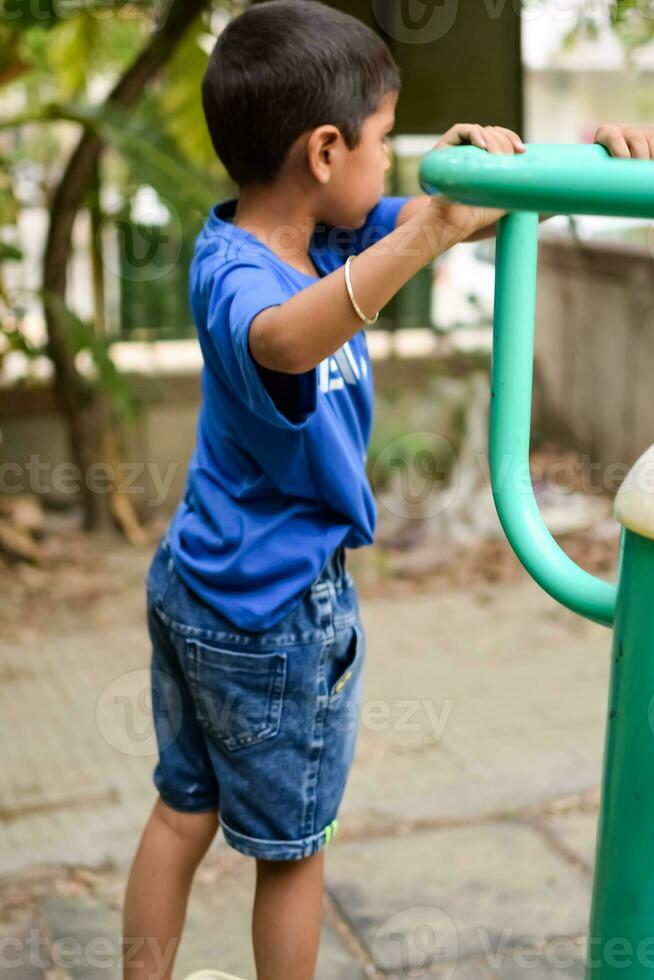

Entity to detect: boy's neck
[233,182,320,277]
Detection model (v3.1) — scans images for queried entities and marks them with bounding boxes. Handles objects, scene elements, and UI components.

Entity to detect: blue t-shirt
[168,195,411,631]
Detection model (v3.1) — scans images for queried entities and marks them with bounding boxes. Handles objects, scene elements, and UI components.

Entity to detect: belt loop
[160,529,173,571]
[313,578,334,630]
[338,544,347,581]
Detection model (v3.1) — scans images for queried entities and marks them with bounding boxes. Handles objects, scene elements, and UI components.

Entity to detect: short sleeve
[207,263,318,430]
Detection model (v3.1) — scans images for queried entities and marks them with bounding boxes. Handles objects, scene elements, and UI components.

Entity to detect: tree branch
[44,0,207,303]
[41,0,208,526]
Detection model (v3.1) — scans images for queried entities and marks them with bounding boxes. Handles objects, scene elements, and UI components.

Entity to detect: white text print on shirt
[319,340,368,395]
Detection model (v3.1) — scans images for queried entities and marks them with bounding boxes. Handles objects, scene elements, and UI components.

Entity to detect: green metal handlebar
[419,143,654,218]
[418,143,654,628]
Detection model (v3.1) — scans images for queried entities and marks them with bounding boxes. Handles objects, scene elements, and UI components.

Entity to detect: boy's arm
[392,123,529,243]
[396,196,556,241]
[249,199,500,376]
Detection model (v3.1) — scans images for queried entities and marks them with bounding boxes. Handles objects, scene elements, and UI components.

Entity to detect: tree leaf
[43,290,142,424]
[66,101,217,219]
[0,242,22,261]
[0,101,217,220]
[0,0,61,31]
[47,14,102,98]
[158,15,216,170]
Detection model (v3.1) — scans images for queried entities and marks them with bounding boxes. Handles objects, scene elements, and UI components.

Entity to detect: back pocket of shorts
[185,638,287,752]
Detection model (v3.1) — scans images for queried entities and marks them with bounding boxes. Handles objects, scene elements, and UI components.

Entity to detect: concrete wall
[3,238,652,518]
[0,350,449,519]
[534,238,654,480]
[0,376,201,519]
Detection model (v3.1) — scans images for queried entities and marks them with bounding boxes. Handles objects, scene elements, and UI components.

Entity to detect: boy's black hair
[202,0,401,186]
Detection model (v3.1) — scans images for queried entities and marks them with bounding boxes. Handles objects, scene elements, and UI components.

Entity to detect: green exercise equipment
[420,142,654,980]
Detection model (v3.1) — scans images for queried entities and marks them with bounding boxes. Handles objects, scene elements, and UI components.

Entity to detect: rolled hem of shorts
[157,787,220,814]
[219,814,339,861]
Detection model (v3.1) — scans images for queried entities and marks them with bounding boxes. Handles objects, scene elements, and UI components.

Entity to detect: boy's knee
[153,798,219,847]
[255,850,324,875]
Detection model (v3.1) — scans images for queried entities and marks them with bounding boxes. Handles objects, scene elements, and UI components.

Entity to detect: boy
[123,2,654,978]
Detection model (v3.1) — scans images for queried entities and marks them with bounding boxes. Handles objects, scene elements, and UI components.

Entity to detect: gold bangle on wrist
[344,255,379,326]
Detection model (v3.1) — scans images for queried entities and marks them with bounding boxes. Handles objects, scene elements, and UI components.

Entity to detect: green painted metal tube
[584,526,654,978]
[417,140,654,978]
[419,143,654,218]
[490,211,617,627]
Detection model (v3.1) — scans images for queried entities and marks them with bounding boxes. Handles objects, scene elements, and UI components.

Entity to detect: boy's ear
[307,125,342,184]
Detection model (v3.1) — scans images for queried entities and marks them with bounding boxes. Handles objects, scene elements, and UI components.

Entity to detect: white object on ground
[614,443,654,542]
[180,971,248,980]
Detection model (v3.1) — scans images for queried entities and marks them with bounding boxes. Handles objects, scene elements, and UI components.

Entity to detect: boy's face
[317,90,398,229]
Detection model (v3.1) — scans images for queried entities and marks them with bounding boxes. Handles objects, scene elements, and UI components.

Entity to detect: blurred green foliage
[0,1,229,422]
[0,0,651,430]
[564,0,654,62]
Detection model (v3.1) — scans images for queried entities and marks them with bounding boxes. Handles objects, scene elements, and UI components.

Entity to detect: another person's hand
[594,123,654,159]
[431,122,527,239]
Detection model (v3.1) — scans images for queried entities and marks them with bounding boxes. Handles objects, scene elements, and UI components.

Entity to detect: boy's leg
[252,850,325,980]
[123,798,218,980]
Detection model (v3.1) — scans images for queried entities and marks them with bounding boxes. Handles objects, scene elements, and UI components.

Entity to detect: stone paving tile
[540,812,599,873]
[392,956,495,980]
[41,896,120,980]
[179,855,369,980]
[1,625,153,811]
[38,856,368,980]
[491,937,587,980]
[343,580,609,829]
[325,821,592,976]
[0,624,156,873]
[1,572,609,980]
[1,575,610,873]
[0,807,152,879]
[0,914,52,980]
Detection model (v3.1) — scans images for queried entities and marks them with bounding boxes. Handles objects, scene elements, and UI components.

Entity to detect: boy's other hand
[594,123,654,159]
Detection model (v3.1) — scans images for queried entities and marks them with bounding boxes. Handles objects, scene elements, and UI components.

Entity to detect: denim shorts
[145,531,367,862]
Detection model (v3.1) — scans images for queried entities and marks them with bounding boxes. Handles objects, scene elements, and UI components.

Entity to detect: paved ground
[0,541,615,979]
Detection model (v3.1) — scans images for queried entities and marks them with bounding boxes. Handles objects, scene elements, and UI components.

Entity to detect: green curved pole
[419,144,623,627]
[490,210,616,627]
